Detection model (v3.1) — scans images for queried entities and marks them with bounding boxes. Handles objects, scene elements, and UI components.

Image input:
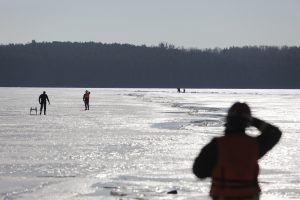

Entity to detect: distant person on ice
[193,102,282,200]
[83,90,90,110]
[39,91,50,115]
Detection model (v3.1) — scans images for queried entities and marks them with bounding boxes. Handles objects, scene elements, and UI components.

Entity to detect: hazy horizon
[2,40,300,50]
[1,0,300,49]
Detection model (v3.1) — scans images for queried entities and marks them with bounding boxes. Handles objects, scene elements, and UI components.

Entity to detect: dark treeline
[0,41,300,88]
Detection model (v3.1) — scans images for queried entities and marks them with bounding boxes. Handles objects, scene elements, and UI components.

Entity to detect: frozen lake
[0,88,299,200]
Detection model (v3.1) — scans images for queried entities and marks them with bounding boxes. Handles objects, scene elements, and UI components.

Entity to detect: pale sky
[1,0,300,49]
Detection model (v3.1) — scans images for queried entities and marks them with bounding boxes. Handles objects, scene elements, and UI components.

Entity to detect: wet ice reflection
[0,88,299,199]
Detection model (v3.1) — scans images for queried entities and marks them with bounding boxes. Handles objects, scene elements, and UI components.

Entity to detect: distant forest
[1,41,300,88]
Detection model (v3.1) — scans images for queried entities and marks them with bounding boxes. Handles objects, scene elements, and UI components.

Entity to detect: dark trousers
[84,99,89,110]
[40,102,46,115]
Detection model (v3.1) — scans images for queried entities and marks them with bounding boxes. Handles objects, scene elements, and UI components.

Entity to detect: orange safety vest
[84,92,90,99]
[210,135,261,197]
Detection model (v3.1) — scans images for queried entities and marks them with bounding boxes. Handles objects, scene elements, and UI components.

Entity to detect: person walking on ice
[193,102,282,200]
[39,91,50,115]
[83,90,90,110]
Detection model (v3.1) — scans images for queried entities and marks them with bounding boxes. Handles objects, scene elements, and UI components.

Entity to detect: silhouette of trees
[0,41,299,88]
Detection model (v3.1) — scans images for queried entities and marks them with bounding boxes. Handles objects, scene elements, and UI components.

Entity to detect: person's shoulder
[211,137,219,142]
[205,137,219,148]
[212,136,224,142]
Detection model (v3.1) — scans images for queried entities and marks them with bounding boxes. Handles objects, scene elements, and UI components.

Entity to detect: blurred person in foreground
[39,91,50,115]
[193,102,282,200]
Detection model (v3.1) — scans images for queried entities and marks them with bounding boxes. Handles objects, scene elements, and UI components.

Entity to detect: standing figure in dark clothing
[83,90,90,110]
[193,102,282,200]
[39,91,50,115]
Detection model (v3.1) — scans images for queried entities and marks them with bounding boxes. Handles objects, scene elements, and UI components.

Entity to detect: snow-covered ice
[0,88,299,199]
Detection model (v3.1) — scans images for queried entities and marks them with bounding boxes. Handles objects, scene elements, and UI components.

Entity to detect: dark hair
[225,102,251,132]
[227,102,251,119]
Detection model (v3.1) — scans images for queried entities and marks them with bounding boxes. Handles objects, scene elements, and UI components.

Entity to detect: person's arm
[47,95,50,104]
[251,117,282,158]
[193,138,218,179]
[38,95,41,104]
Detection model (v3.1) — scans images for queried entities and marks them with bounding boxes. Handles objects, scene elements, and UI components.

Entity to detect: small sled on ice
[30,107,37,115]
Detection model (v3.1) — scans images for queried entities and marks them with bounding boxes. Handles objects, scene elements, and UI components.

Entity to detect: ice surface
[0,88,299,199]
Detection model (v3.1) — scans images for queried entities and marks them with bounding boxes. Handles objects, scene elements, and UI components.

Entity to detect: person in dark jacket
[193,102,282,200]
[39,91,50,115]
